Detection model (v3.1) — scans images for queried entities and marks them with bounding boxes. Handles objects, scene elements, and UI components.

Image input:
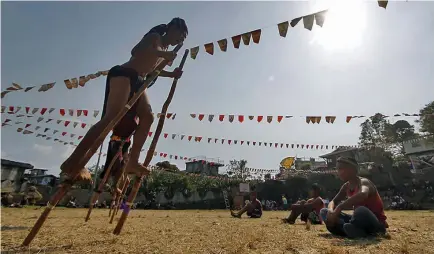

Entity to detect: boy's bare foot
[125,161,150,176]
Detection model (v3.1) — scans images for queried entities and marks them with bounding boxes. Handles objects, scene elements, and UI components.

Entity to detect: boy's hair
[311,183,321,193]
[337,157,359,172]
[146,18,188,38]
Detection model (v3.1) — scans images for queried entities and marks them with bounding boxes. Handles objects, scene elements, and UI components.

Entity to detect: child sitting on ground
[231,191,263,218]
[282,184,325,224]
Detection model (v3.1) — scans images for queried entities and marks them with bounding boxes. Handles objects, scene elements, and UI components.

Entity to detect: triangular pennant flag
[44,128,49,133]
[188,136,192,141]
[148,132,153,137]
[238,115,244,123]
[198,114,205,121]
[64,121,70,127]
[164,133,168,138]
[24,86,35,92]
[79,76,86,87]
[14,107,21,114]
[32,108,39,114]
[315,117,322,124]
[1,91,11,98]
[251,29,261,44]
[219,115,225,122]
[83,110,88,116]
[40,108,47,115]
[277,116,283,123]
[378,0,388,9]
[257,116,263,123]
[181,135,185,140]
[208,138,212,143]
[81,123,86,128]
[303,14,315,31]
[241,141,244,145]
[234,140,238,144]
[231,35,242,49]
[93,110,99,117]
[38,82,55,92]
[214,138,218,143]
[221,139,225,144]
[229,115,234,123]
[204,43,214,55]
[314,10,327,27]
[73,122,78,128]
[77,110,82,117]
[64,79,73,89]
[46,119,53,123]
[23,130,33,135]
[267,116,273,123]
[346,116,352,123]
[190,46,199,59]
[196,136,203,142]
[208,115,214,122]
[172,134,176,139]
[306,117,312,124]
[62,132,67,136]
[247,141,250,146]
[228,140,232,145]
[78,136,83,140]
[17,128,23,132]
[60,109,65,116]
[166,113,173,119]
[71,134,75,138]
[290,17,302,27]
[190,114,196,119]
[248,116,254,120]
[68,109,74,116]
[217,39,227,52]
[35,126,41,131]
[25,124,31,128]
[241,32,251,46]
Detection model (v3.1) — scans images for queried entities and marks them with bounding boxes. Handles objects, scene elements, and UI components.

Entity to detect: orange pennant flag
[251,29,261,44]
[204,43,214,55]
[306,117,311,124]
[315,117,322,124]
[346,116,352,123]
[217,39,228,52]
[232,35,242,49]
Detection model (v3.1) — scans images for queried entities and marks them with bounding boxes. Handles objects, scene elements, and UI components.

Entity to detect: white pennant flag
[49,108,55,114]
[37,117,44,122]
[69,109,74,116]
[32,108,39,114]
[15,107,21,113]
[73,122,78,128]
[94,110,99,117]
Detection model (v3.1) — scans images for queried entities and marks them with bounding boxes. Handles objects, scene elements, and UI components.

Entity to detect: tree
[226,159,250,181]
[358,113,390,149]
[383,120,419,156]
[155,161,180,172]
[300,163,311,171]
[416,101,434,137]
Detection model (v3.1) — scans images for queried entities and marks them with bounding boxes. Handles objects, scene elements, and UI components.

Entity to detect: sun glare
[311,1,367,51]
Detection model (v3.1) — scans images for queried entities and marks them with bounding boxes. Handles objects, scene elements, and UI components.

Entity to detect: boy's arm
[328,183,348,210]
[335,179,371,213]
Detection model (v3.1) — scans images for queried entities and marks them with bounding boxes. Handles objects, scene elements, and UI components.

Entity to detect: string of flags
[3,119,356,150]
[187,1,388,60]
[190,113,431,124]
[1,106,176,120]
[1,82,56,99]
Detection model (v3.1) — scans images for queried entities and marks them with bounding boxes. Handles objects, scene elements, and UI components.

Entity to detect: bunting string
[1,1,390,99]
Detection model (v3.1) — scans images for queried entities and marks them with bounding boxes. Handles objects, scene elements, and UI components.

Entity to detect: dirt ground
[1,208,434,254]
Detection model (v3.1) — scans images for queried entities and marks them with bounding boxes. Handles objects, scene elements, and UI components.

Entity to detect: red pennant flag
[198,114,205,121]
[62,132,67,136]
[25,124,31,128]
[253,142,256,146]
[164,133,168,138]
[83,110,88,116]
[148,132,153,137]
[275,143,278,148]
[60,109,66,116]
[196,136,203,142]
[175,156,178,160]
[241,141,244,145]
[277,116,283,123]
[163,153,167,158]
[346,116,352,123]
[238,115,244,123]
[316,145,319,149]
[219,115,225,122]
[64,121,70,127]
[81,123,86,128]
[188,136,192,141]
[40,108,47,115]
[160,152,163,157]
[166,113,173,119]
[257,116,263,122]
[78,136,83,140]
[184,157,187,160]
[25,107,30,114]
[228,140,232,145]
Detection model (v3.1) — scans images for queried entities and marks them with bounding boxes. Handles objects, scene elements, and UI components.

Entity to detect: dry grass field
[1,208,434,254]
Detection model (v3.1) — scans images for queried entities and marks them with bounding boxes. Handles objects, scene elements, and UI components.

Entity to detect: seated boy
[282,184,325,224]
[231,192,263,218]
[320,157,388,238]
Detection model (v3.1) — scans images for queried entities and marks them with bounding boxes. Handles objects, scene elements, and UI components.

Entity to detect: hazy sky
[1,1,433,175]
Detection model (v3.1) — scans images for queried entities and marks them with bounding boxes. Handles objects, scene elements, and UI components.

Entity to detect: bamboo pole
[22,44,183,247]
[113,49,189,235]
[85,139,128,222]
[110,175,130,223]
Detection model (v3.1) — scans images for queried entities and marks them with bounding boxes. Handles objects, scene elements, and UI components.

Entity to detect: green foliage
[226,159,250,181]
[155,161,180,172]
[417,101,434,137]
[300,163,312,171]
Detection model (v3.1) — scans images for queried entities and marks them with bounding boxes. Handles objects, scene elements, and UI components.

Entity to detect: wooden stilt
[85,140,127,222]
[21,44,183,247]
[113,49,189,235]
[110,175,130,223]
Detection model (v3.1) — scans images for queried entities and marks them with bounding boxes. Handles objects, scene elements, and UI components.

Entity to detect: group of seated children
[230,157,389,239]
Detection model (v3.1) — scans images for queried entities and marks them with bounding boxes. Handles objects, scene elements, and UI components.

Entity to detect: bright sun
[311,0,367,51]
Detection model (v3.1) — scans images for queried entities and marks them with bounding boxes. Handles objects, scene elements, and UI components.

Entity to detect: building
[319,147,360,168]
[294,157,327,170]
[1,159,34,192]
[24,168,58,187]
[403,137,434,172]
[185,156,224,176]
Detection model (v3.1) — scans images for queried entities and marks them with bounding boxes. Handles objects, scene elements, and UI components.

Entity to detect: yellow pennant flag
[277,21,289,37]
[204,43,214,55]
[190,46,199,59]
[241,32,251,46]
[217,39,228,52]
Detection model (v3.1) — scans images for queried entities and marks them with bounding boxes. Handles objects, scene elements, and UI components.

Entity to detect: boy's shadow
[318,233,384,246]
